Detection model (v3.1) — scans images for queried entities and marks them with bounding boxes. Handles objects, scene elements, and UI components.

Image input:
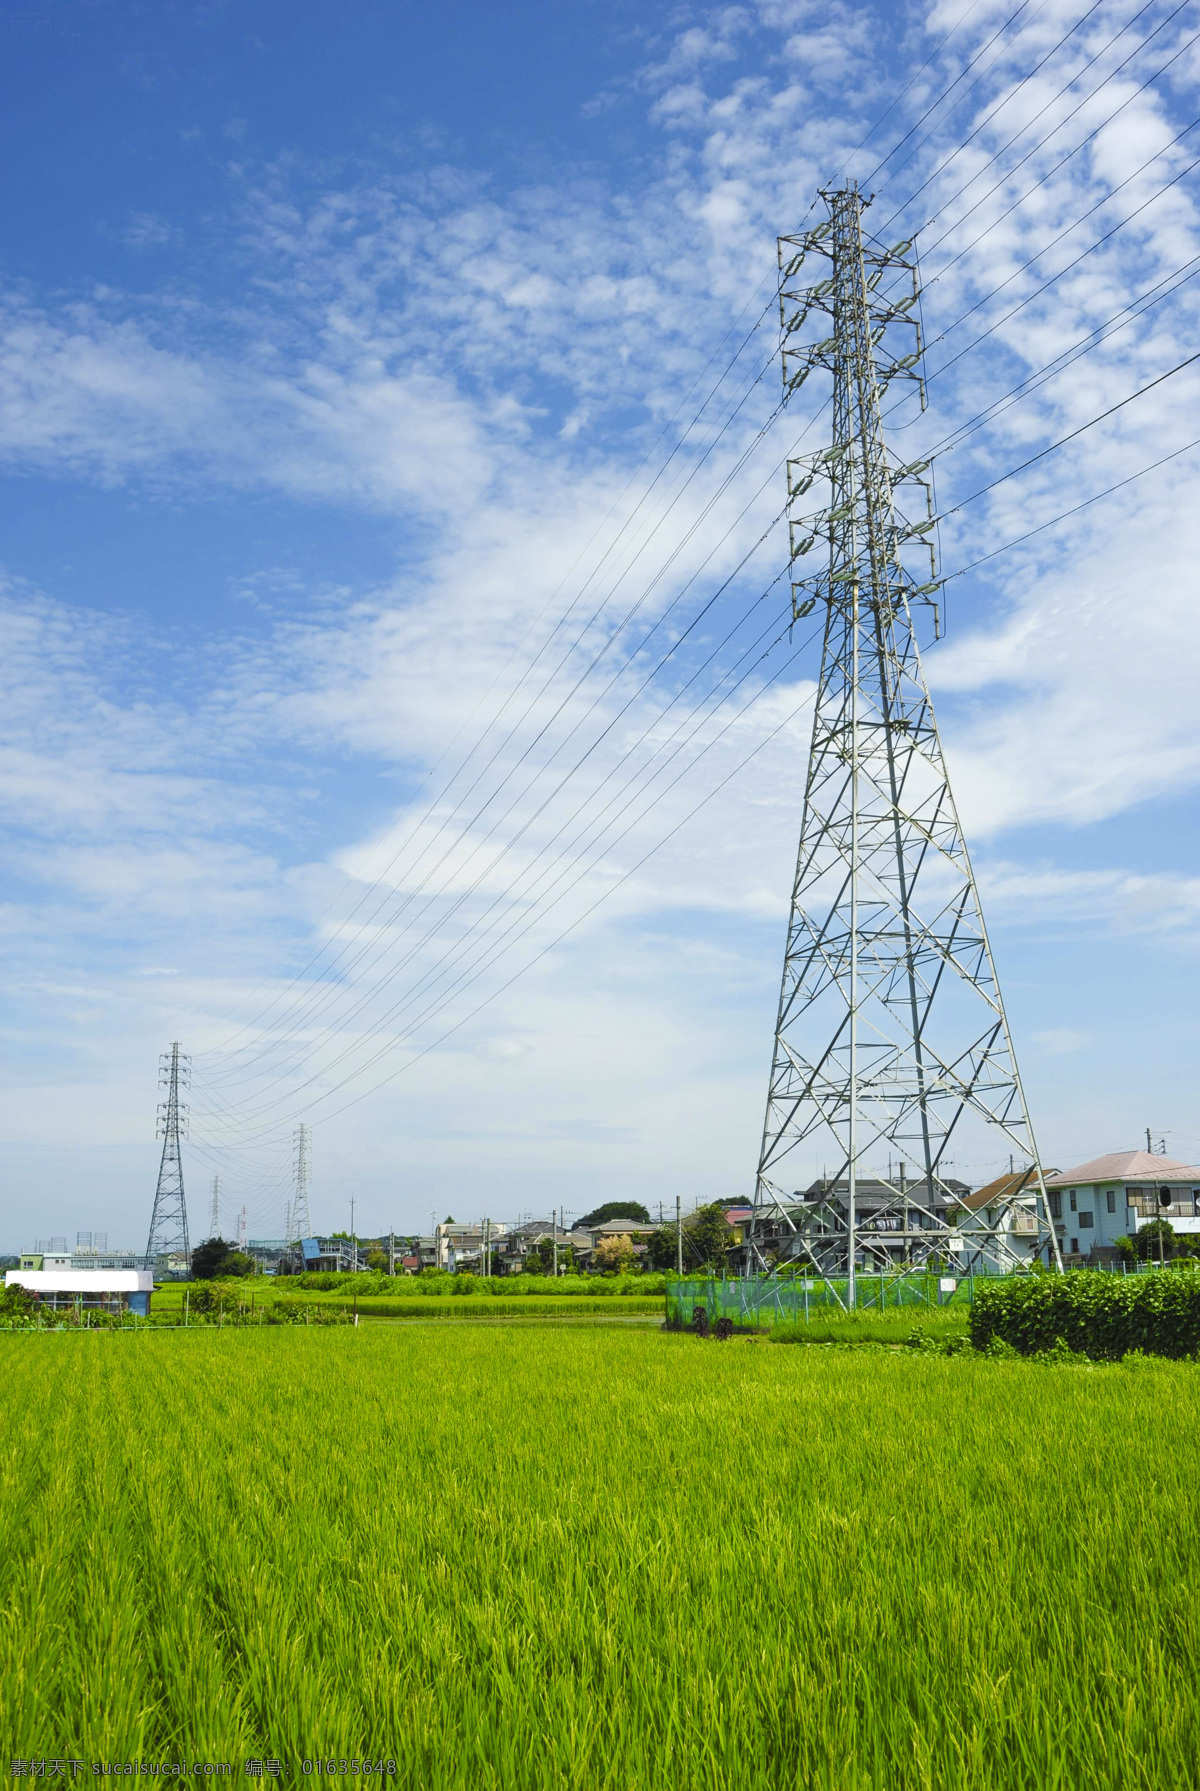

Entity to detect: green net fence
[665,1273,980,1329]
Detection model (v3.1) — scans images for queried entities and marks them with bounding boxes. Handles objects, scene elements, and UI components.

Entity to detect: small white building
[1045,1151,1200,1260]
[5,1268,154,1315]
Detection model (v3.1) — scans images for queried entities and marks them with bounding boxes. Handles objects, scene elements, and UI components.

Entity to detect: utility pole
[552,1208,558,1278]
[746,185,1061,1282]
[676,1196,683,1277]
[145,1042,191,1271]
[238,1205,247,1253]
[350,1195,356,1273]
[389,1230,395,1276]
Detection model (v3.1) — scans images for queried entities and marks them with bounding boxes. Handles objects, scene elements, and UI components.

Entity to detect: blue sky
[2,0,1200,1247]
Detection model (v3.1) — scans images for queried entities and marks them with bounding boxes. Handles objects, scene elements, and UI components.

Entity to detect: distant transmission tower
[145,1042,191,1269]
[746,186,1061,1289]
[209,1175,222,1240]
[291,1123,312,1241]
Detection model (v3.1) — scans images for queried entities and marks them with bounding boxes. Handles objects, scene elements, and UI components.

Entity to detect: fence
[666,1273,978,1330]
[666,1260,1175,1330]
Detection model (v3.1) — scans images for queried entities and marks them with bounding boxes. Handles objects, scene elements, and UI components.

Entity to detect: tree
[191,1237,256,1279]
[524,1238,577,1276]
[1112,1235,1137,1269]
[191,1236,233,1279]
[643,1205,734,1273]
[684,1204,733,1274]
[645,1225,679,1272]
[1136,1218,1176,1262]
[593,1234,636,1275]
[578,1201,650,1228]
[364,1248,390,1274]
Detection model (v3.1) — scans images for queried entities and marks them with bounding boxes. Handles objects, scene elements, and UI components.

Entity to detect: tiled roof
[960,1167,1046,1211]
[1046,1151,1200,1186]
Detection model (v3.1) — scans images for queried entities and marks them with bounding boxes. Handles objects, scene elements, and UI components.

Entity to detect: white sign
[939,1277,957,1293]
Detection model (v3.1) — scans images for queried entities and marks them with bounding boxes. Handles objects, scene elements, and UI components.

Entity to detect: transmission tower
[745,186,1061,1291]
[145,1042,191,1270]
[291,1123,312,1241]
[209,1175,222,1241]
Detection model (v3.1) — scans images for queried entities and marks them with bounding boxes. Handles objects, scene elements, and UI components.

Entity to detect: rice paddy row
[1,1324,1196,1788]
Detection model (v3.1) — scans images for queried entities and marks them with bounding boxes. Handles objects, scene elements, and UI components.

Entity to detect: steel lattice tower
[209,1175,221,1241]
[290,1123,312,1242]
[746,186,1061,1290]
[145,1042,191,1269]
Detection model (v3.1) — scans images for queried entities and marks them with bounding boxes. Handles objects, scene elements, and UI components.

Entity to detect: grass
[1,1326,1197,1789]
[768,1306,969,1346]
[148,1284,665,1322]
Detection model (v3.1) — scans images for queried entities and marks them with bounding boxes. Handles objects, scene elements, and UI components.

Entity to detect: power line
[874,0,1113,215]
[195,16,1200,1142]
[945,425,1200,576]
[903,0,1199,257]
[939,347,1200,517]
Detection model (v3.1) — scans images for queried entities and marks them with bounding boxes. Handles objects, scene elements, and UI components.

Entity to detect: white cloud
[1032,1028,1091,1055]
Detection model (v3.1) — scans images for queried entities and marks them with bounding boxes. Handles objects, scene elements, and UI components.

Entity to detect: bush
[971,1271,1200,1361]
[0,1283,35,1319]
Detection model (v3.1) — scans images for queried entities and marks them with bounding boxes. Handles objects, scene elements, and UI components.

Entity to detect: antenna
[745,186,1061,1287]
[144,1042,192,1270]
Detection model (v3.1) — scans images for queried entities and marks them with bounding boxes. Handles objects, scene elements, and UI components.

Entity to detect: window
[1049,1191,1062,1220]
[1107,1190,1116,1213]
[1070,1237,1079,1255]
[1069,1190,1077,1212]
[1079,1212,1094,1229]
[1193,1191,1200,1217]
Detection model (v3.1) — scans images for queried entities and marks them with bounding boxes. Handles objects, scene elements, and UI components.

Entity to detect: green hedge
[285,1271,667,1298]
[971,1271,1200,1360]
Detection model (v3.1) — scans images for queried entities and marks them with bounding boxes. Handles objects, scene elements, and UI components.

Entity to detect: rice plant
[0,1327,1195,1789]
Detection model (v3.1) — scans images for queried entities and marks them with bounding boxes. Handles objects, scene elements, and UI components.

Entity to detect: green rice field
[2,1325,1197,1789]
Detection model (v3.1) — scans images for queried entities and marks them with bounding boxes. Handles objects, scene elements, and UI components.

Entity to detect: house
[435,1220,508,1272]
[957,1167,1058,1266]
[491,1220,562,1274]
[744,1174,972,1273]
[6,1267,153,1315]
[1044,1152,1200,1261]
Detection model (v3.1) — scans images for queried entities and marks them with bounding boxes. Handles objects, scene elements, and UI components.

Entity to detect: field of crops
[147,1283,665,1323]
[2,1326,1197,1789]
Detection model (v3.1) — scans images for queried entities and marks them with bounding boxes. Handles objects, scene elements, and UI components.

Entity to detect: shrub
[0,1283,35,1319]
[970,1271,1200,1360]
[594,1235,636,1275]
